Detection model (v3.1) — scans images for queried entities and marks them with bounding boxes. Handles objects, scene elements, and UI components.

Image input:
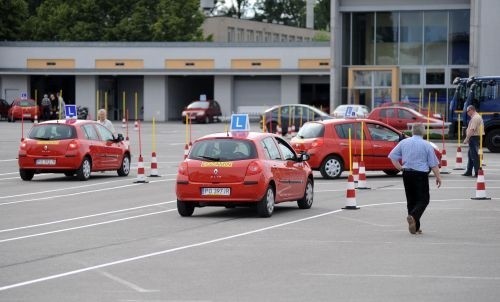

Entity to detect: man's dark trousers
[402,170,430,231]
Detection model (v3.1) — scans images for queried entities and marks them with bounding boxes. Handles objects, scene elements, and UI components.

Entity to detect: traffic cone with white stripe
[122,117,126,128]
[184,143,189,159]
[342,173,360,210]
[34,113,38,124]
[356,161,371,190]
[149,151,160,177]
[471,169,491,200]
[134,120,139,131]
[440,149,450,174]
[454,146,464,170]
[291,125,297,137]
[134,155,148,183]
[287,124,292,137]
[352,159,359,184]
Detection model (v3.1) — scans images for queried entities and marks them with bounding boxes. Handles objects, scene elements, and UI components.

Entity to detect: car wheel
[177,200,195,217]
[297,178,314,209]
[117,155,131,176]
[64,172,74,177]
[19,169,34,181]
[8,115,14,122]
[204,116,211,124]
[383,169,400,176]
[76,157,91,181]
[485,128,500,153]
[320,155,343,179]
[257,186,275,217]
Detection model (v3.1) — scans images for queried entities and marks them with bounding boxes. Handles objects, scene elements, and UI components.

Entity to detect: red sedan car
[368,106,447,134]
[181,99,222,124]
[176,132,314,217]
[18,119,131,181]
[7,98,41,122]
[379,101,442,119]
[290,118,441,179]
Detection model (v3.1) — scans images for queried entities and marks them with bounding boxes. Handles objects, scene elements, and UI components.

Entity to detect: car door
[332,121,366,169]
[81,124,103,168]
[261,137,291,201]
[95,123,122,168]
[395,108,417,130]
[275,136,307,199]
[365,122,401,169]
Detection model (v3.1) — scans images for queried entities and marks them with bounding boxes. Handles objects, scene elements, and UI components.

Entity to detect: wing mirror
[115,133,125,142]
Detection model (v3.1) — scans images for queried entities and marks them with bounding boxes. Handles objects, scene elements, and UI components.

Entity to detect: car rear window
[296,122,325,139]
[189,139,257,161]
[29,124,76,140]
[187,101,209,109]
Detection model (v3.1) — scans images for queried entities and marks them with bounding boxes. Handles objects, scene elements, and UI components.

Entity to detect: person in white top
[97,109,116,134]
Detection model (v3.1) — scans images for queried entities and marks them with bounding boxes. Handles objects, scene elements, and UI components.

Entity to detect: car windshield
[29,124,76,140]
[17,100,36,107]
[189,138,257,161]
[296,122,325,139]
[187,101,209,109]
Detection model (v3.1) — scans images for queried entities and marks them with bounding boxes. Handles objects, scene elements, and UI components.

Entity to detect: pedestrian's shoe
[416,229,423,235]
[407,215,417,234]
[462,173,472,176]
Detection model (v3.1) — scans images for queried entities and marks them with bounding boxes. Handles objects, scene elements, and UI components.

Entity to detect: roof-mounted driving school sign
[230,114,250,132]
[65,105,77,119]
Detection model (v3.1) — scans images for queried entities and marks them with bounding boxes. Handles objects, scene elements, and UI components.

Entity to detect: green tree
[314,0,330,31]
[254,0,306,27]
[0,0,29,40]
[151,0,205,41]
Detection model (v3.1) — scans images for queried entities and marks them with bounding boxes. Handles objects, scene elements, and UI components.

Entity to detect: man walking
[462,105,484,177]
[388,123,442,235]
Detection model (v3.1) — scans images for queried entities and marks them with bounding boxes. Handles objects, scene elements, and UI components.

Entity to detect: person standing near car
[41,94,51,120]
[388,123,442,235]
[56,92,65,119]
[97,109,116,134]
[462,105,484,177]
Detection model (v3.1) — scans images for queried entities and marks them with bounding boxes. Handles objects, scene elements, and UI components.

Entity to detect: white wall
[1,75,29,103]
[476,0,500,76]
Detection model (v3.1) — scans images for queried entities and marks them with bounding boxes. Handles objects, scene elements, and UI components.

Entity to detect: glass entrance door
[348,67,399,109]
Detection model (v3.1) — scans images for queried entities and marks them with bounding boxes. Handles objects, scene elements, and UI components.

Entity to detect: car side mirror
[115,133,124,142]
[298,151,310,162]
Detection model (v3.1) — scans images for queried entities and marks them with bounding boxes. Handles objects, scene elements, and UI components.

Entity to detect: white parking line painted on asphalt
[302,273,500,281]
[0,159,17,162]
[0,178,173,206]
[0,200,177,233]
[0,209,176,243]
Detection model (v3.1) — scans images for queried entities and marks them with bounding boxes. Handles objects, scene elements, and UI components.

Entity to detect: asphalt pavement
[0,120,499,302]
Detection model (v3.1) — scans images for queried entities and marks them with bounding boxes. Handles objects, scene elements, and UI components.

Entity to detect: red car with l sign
[176,132,314,217]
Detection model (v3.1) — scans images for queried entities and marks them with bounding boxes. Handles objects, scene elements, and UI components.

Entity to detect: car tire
[117,155,131,176]
[8,115,14,123]
[76,157,91,181]
[64,172,74,177]
[177,200,195,217]
[257,185,275,217]
[485,128,500,153]
[383,169,400,176]
[320,155,343,179]
[19,169,34,181]
[297,178,314,209]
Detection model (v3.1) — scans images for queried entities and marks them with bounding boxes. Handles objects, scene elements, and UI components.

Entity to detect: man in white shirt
[97,109,116,134]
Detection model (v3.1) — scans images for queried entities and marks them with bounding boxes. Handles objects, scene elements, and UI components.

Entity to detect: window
[367,123,400,141]
[95,123,114,141]
[424,11,447,65]
[189,139,256,161]
[82,124,99,140]
[379,108,395,118]
[426,69,445,85]
[276,137,296,160]
[29,124,76,140]
[449,10,470,65]
[261,137,281,160]
[398,109,414,119]
[400,11,423,65]
[335,122,365,140]
[401,69,421,85]
[376,12,398,65]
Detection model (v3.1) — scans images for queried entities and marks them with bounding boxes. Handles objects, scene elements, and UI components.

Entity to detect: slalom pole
[348,128,352,175]
[96,90,100,118]
[126,109,129,140]
[105,91,108,115]
[427,91,431,141]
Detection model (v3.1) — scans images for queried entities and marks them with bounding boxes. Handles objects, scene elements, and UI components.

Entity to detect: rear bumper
[176,181,267,203]
[18,155,81,170]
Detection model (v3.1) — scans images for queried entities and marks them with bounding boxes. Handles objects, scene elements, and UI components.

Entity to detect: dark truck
[449,76,500,152]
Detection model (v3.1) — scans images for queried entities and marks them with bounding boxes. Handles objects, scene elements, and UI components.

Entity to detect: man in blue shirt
[388,123,442,235]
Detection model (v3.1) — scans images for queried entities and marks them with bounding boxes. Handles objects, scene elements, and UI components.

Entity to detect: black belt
[402,168,426,172]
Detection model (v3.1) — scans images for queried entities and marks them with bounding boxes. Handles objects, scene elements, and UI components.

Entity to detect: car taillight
[178,162,188,176]
[311,138,324,148]
[19,142,27,150]
[246,161,262,176]
[68,140,78,150]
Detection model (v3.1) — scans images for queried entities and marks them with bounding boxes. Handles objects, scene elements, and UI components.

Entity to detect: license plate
[36,159,56,165]
[23,113,31,117]
[201,187,230,196]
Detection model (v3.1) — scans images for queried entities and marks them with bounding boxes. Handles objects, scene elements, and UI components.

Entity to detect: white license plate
[23,113,31,117]
[36,159,56,165]
[201,187,230,196]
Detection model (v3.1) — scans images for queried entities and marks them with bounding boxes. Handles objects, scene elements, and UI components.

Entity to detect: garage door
[233,76,281,116]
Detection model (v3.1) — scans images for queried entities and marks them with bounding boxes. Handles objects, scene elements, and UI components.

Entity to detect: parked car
[367,106,448,135]
[379,101,442,119]
[290,118,442,179]
[175,131,314,217]
[260,104,332,136]
[18,119,131,181]
[7,98,41,122]
[181,100,222,124]
[331,104,370,118]
[0,98,9,120]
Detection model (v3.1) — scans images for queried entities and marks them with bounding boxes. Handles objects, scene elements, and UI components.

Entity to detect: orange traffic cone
[342,174,360,210]
[471,169,491,200]
[134,155,148,183]
[356,161,371,190]
[149,151,160,177]
[440,149,450,174]
[454,146,464,170]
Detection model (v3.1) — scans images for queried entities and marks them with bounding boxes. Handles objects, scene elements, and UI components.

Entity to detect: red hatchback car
[176,132,314,217]
[290,118,441,179]
[379,101,442,119]
[181,100,222,124]
[7,98,41,122]
[18,119,131,181]
[368,106,446,134]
